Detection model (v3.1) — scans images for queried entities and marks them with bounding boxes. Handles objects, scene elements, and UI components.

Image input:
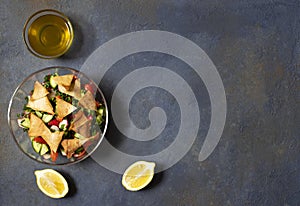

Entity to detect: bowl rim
[23,9,74,59]
[7,66,109,166]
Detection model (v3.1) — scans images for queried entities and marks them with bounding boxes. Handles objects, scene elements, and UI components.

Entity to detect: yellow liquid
[27,14,73,57]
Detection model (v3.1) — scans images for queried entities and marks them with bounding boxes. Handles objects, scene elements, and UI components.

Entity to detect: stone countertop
[0,1,299,205]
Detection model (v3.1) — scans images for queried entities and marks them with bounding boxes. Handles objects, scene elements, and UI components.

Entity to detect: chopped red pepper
[50,150,58,162]
[48,119,60,126]
[33,136,47,144]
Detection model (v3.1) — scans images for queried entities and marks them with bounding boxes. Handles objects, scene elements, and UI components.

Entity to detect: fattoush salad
[17,73,106,162]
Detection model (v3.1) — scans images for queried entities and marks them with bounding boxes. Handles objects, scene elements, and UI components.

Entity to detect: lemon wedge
[122,161,155,191]
[34,169,69,198]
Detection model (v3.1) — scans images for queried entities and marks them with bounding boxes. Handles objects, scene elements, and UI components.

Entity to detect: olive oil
[26,13,73,58]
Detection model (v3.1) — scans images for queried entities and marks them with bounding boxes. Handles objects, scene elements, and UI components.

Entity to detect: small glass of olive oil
[23,9,74,59]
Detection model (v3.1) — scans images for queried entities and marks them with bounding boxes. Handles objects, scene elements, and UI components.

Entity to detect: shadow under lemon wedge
[122,161,156,191]
[34,169,69,198]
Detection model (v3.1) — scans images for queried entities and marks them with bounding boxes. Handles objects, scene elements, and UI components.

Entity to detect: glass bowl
[23,9,74,59]
[8,67,108,165]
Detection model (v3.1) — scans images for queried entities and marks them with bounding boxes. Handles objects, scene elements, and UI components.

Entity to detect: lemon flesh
[34,169,68,198]
[122,161,155,191]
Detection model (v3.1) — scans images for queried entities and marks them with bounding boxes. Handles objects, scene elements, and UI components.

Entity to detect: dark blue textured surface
[0,0,299,205]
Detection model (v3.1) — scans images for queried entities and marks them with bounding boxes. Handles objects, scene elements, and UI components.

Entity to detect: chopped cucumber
[96,115,103,125]
[35,111,43,118]
[32,139,49,155]
[20,118,30,128]
[40,144,49,155]
[98,107,104,117]
[42,114,53,123]
[49,76,57,88]
[32,140,42,154]
[96,106,105,125]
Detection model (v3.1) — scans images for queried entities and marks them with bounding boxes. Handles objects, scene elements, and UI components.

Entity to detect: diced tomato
[50,150,58,162]
[33,136,47,144]
[57,95,61,99]
[95,101,101,108]
[84,83,95,94]
[48,119,60,126]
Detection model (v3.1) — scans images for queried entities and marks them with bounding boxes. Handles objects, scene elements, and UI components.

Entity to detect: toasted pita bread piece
[56,97,77,119]
[76,119,92,138]
[78,90,97,111]
[27,96,54,115]
[69,110,92,138]
[42,131,64,153]
[69,110,89,131]
[52,74,74,87]
[58,79,81,99]
[28,113,63,152]
[61,132,99,158]
[28,113,51,137]
[61,139,82,158]
[31,81,49,100]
